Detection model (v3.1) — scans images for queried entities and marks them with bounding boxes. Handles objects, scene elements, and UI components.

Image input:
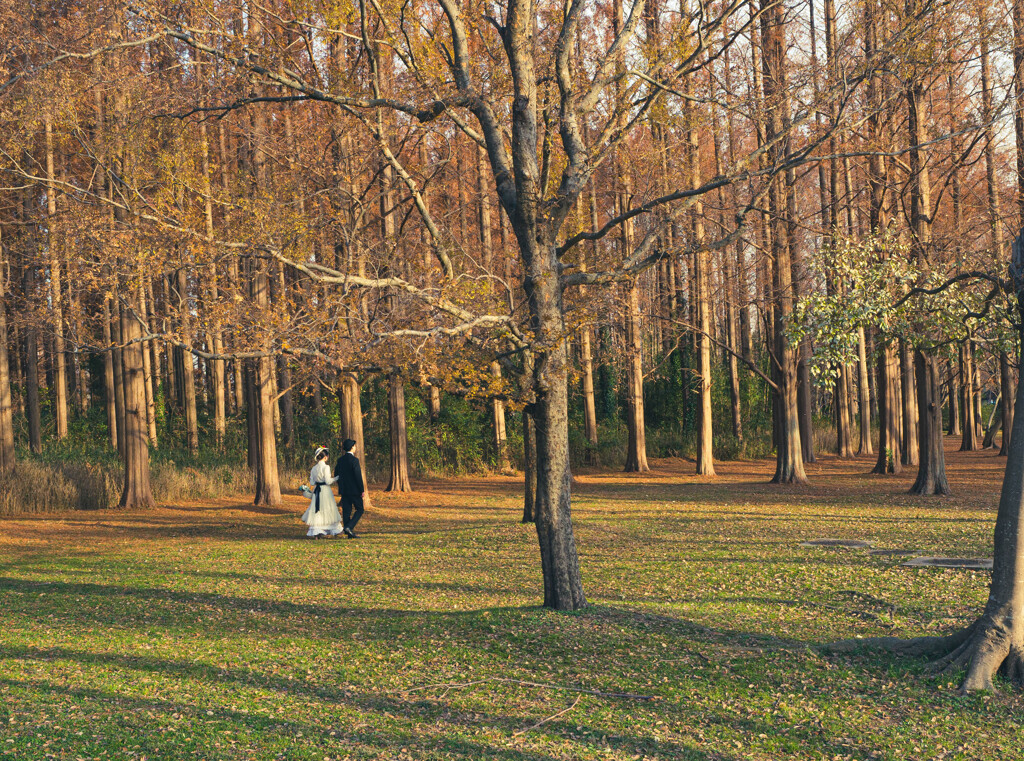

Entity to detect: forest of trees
[3,0,1024,622]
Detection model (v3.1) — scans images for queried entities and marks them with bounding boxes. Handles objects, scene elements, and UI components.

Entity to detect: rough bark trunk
[522,406,537,523]
[250,264,281,507]
[118,295,155,510]
[761,0,806,484]
[910,350,950,495]
[386,372,412,492]
[961,342,979,451]
[873,342,902,474]
[1002,352,1015,456]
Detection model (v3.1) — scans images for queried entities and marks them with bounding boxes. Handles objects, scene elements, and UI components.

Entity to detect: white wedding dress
[301,460,342,537]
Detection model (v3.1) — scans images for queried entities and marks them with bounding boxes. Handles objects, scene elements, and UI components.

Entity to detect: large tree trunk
[386,372,412,492]
[910,350,950,495]
[340,373,365,446]
[118,295,155,510]
[250,265,281,507]
[761,0,805,485]
[526,253,587,610]
[1002,352,1015,456]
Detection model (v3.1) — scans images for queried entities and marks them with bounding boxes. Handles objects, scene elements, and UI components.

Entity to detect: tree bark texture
[118,296,155,510]
[386,373,412,492]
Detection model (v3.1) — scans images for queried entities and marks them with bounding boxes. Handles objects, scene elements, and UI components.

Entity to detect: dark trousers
[341,493,364,531]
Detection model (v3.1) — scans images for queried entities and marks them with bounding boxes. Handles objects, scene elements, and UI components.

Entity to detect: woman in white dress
[301,446,343,538]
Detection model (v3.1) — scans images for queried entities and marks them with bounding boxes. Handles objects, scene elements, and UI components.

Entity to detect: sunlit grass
[0,441,1020,760]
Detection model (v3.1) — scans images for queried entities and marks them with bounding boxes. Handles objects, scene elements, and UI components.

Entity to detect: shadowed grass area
[1,439,1022,760]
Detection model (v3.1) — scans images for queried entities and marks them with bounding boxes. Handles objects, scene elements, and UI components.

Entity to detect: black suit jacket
[334,452,364,496]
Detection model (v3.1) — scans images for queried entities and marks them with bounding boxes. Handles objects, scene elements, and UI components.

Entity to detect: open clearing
[1,440,1020,760]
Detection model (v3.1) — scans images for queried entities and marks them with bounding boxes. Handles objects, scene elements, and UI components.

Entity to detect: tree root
[828,616,1024,693]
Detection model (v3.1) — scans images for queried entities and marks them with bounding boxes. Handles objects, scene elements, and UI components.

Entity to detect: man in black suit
[334,438,365,538]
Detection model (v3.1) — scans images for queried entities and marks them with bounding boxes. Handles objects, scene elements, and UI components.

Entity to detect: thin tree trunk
[102,297,118,450]
[949,360,962,436]
[44,119,68,441]
[175,267,199,455]
[0,232,16,472]
[901,340,919,465]
[962,342,979,451]
[138,285,158,447]
[857,326,873,454]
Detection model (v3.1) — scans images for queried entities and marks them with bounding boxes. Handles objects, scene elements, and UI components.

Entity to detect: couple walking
[301,439,366,539]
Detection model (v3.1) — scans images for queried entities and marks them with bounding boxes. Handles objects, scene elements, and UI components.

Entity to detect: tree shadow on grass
[1,664,737,761]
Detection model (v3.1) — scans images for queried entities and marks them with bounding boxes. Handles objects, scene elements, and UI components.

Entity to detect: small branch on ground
[513,695,582,736]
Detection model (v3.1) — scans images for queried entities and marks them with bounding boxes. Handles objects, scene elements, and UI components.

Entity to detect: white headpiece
[314,446,329,460]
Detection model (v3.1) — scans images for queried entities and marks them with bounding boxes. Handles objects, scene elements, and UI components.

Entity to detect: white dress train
[301,460,342,537]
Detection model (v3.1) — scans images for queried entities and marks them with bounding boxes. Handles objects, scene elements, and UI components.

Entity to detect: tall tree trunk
[905,45,947,495]
[962,342,979,451]
[200,121,227,445]
[138,285,158,447]
[873,341,902,474]
[102,297,118,451]
[522,406,538,523]
[118,293,155,510]
[911,350,950,495]
[386,372,412,492]
[857,327,873,454]
[949,360,962,436]
[1002,352,1015,456]
[0,232,16,472]
[44,119,69,441]
[490,362,511,472]
[900,340,919,465]
[623,279,650,472]
[761,0,805,483]
[249,261,281,506]
[175,267,199,455]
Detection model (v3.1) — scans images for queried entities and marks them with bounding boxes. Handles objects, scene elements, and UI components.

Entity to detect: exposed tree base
[829,614,1024,693]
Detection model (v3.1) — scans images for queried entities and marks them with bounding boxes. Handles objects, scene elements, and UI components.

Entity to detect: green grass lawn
[1,445,1021,760]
